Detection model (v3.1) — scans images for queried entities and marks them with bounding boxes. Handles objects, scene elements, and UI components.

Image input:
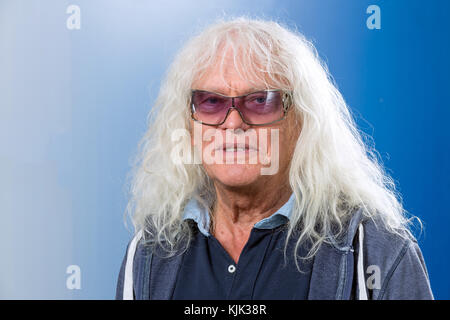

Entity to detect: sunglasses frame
[190,89,293,126]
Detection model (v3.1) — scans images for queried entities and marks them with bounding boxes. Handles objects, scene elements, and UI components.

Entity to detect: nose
[218,107,250,130]
[218,97,250,130]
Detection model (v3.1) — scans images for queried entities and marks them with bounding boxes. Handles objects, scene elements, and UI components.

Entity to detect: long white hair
[125,16,415,264]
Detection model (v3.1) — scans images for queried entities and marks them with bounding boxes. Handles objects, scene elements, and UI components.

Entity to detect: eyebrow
[192,87,270,96]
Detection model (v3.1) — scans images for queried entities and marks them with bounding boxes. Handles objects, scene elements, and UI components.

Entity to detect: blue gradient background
[0,0,449,299]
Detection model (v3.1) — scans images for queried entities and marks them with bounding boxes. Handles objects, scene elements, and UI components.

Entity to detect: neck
[210,180,292,236]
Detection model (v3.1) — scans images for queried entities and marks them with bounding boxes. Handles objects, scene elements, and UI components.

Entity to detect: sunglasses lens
[240,91,283,125]
[191,90,285,125]
[192,91,231,125]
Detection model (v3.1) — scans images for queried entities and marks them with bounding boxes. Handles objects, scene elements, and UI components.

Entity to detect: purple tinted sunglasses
[190,89,292,126]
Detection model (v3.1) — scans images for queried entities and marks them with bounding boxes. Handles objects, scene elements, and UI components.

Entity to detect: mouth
[216,143,258,153]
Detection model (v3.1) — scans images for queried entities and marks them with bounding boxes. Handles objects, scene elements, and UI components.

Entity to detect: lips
[216,143,258,152]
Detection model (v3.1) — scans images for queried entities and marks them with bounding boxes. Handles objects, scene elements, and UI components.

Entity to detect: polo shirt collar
[182,193,295,237]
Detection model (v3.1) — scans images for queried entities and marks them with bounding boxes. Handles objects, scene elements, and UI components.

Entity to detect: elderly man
[116,17,433,300]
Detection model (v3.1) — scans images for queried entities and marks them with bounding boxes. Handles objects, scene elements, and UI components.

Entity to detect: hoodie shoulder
[360,216,433,299]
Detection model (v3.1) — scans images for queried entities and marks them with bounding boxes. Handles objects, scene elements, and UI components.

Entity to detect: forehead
[192,48,279,95]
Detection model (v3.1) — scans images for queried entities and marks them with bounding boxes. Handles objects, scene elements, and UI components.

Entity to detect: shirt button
[228,265,236,273]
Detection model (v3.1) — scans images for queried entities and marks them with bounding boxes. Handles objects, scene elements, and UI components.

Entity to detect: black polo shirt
[171,194,313,300]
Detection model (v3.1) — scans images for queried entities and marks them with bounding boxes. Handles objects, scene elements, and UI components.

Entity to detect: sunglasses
[190,89,292,126]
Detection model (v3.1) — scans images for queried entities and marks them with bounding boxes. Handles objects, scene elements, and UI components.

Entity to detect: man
[116,17,433,300]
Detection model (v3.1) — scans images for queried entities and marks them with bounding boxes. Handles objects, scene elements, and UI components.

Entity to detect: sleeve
[115,242,130,300]
[379,239,434,300]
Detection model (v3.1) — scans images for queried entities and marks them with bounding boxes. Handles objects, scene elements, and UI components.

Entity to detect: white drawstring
[357,223,368,300]
[123,230,143,300]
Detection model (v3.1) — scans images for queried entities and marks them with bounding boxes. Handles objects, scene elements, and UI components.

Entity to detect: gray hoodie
[116,207,433,300]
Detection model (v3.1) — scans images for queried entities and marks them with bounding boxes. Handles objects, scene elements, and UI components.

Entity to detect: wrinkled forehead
[192,45,289,95]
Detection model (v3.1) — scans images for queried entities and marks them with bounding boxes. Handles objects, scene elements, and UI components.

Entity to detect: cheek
[189,123,209,151]
[281,130,299,167]
[270,126,298,166]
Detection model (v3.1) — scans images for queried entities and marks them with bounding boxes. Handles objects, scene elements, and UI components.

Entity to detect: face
[190,55,300,191]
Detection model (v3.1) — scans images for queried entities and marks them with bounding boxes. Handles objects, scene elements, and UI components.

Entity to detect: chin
[208,164,262,188]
